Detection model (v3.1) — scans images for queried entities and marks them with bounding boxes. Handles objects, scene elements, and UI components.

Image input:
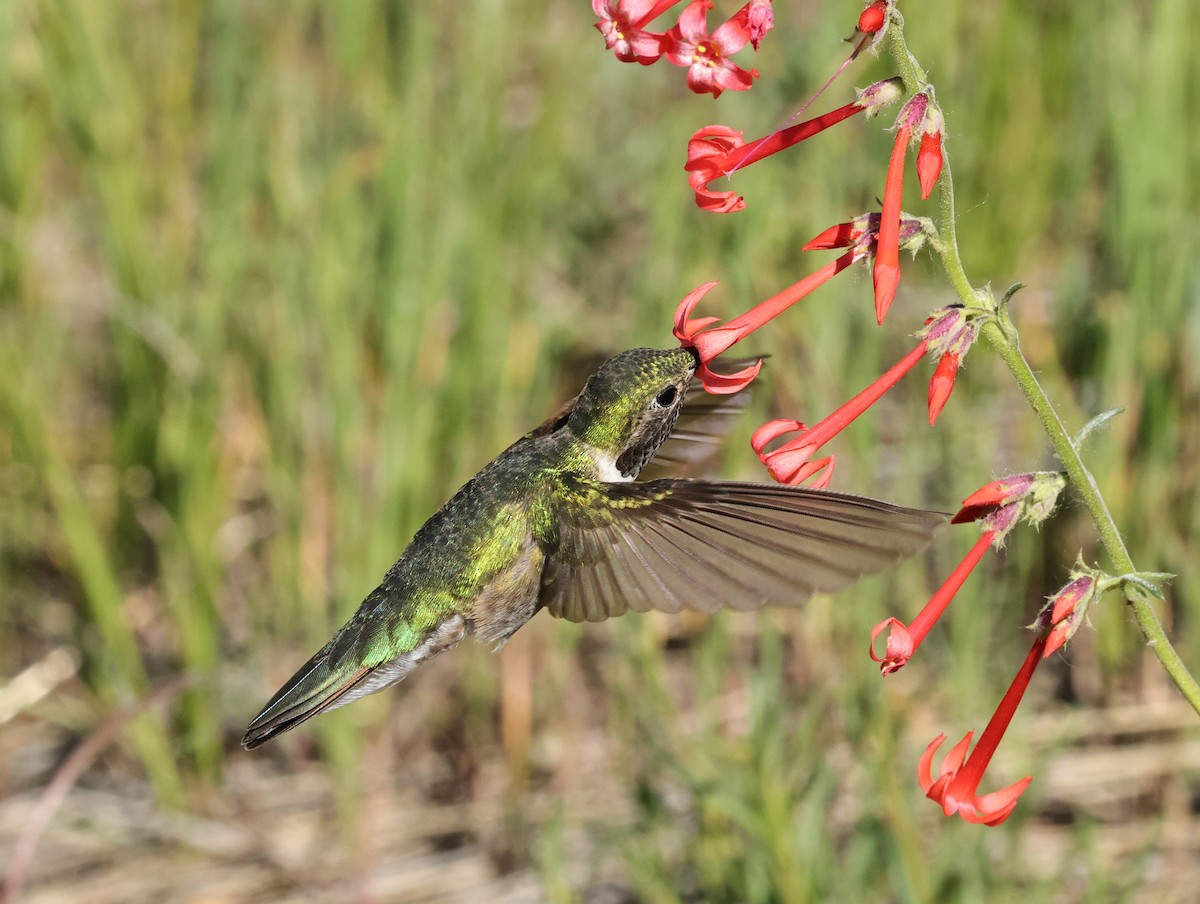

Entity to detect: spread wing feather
[540,480,946,623]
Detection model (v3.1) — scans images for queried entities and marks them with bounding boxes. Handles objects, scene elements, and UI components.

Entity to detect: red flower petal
[927,351,960,425]
[857,0,887,33]
[750,418,803,454]
[872,124,909,323]
[1042,622,1071,658]
[917,130,943,200]
[869,617,914,674]
[803,220,865,250]
[696,358,762,394]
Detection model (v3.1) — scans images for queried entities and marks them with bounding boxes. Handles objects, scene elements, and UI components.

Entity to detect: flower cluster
[870,473,1067,677]
[864,472,1115,825]
[915,568,1103,825]
[593,0,775,97]
[593,0,1166,831]
[615,0,1063,824]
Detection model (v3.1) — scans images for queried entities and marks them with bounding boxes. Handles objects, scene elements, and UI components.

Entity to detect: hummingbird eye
[652,385,678,409]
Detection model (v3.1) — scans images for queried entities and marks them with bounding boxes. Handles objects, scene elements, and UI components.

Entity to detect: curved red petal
[686,63,721,97]
[673,282,721,342]
[712,62,758,94]
[691,325,743,362]
[694,185,746,212]
[938,732,973,784]
[710,14,751,55]
[808,462,835,488]
[750,418,802,454]
[956,776,1033,826]
[869,617,914,674]
[769,454,831,486]
[675,0,712,43]
[917,733,947,793]
[697,359,761,394]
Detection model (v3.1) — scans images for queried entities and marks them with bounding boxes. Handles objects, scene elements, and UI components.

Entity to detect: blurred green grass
[1,0,1198,900]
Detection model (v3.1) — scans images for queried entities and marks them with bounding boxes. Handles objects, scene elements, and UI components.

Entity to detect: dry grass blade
[2,676,192,904]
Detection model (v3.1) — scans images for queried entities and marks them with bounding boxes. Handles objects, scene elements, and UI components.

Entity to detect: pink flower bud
[855,77,904,116]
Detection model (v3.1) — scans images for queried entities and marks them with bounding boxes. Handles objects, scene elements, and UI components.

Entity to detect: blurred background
[2,0,1199,901]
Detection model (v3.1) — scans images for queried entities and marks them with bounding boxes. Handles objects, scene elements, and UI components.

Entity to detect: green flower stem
[978,317,1200,715]
[883,19,927,95]
[884,16,1200,715]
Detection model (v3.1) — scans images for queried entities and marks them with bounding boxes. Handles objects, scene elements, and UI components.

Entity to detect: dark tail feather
[242,652,372,749]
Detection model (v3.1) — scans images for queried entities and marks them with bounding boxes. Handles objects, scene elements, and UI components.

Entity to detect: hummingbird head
[567,347,697,479]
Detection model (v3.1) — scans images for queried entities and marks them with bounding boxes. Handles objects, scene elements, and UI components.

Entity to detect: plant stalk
[884,16,1200,715]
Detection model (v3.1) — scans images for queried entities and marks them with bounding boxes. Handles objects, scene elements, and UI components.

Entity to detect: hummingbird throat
[615,403,683,478]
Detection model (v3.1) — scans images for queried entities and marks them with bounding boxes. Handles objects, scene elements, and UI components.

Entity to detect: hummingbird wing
[538,479,947,623]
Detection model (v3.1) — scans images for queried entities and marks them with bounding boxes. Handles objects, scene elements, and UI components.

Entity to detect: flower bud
[857,1,888,34]
[855,77,904,117]
[916,106,945,199]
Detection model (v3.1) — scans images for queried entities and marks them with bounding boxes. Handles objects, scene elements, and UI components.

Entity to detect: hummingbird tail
[241,652,373,749]
[242,614,468,749]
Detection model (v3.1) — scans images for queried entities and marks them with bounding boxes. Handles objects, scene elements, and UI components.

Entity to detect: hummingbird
[243,347,945,749]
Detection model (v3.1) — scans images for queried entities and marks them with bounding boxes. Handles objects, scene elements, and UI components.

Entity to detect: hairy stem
[884,16,1200,714]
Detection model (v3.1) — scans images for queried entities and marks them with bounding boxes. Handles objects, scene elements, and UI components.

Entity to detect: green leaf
[1073,407,1126,447]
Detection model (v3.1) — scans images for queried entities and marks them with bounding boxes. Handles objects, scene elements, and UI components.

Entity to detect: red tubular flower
[872,479,1026,674]
[674,249,865,393]
[870,530,994,674]
[952,471,1066,526]
[664,0,761,98]
[919,633,1044,825]
[803,218,873,251]
[917,305,980,423]
[927,352,959,425]
[1049,576,1093,624]
[1041,575,1097,657]
[593,0,678,64]
[801,214,934,320]
[872,129,912,321]
[750,0,885,152]
[916,106,945,200]
[753,340,928,484]
[956,474,1037,518]
[686,78,903,212]
[828,1,887,70]
[873,93,928,323]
